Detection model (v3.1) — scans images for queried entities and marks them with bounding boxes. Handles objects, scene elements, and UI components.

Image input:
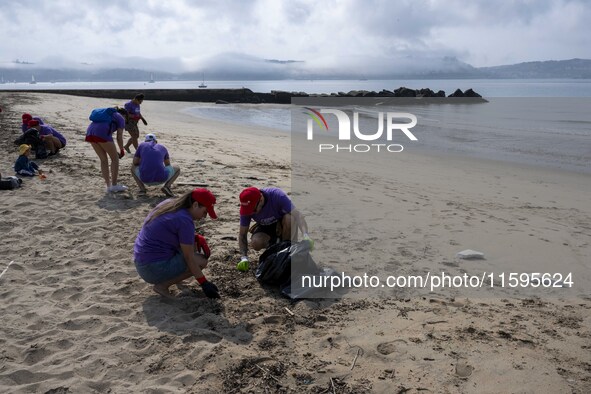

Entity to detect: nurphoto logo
[304,107,418,153]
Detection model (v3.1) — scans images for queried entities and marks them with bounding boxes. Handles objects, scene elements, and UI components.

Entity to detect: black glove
[201,280,220,299]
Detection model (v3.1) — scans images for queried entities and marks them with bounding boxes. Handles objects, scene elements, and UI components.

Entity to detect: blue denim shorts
[135,252,188,284]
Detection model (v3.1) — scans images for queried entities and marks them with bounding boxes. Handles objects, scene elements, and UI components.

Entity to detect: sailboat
[29,74,36,84]
[148,72,155,83]
[0,75,5,84]
[198,72,207,88]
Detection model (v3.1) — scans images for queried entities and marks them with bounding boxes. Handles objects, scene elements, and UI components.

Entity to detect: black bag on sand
[255,240,322,300]
[0,174,22,190]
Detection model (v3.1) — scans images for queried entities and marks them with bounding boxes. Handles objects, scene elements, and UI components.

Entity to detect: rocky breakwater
[5,86,486,104]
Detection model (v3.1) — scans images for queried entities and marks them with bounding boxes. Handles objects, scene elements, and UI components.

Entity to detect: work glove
[200,280,220,299]
[236,257,250,272]
[195,234,211,258]
[303,233,315,251]
[142,119,148,126]
[118,148,125,159]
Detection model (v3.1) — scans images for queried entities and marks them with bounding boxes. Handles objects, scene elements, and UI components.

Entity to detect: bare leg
[90,143,111,188]
[99,142,120,186]
[250,233,271,251]
[131,165,146,192]
[153,254,208,298]
[163,166,181,189]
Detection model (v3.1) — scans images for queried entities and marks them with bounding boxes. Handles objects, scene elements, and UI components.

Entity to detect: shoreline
[0,91,589,393]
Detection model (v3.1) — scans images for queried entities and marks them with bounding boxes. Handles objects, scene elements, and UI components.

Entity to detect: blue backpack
[89,107,117,122]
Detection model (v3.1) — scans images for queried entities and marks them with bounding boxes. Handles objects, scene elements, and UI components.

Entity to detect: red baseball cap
[239,187,262,216]
[22,113,32,123]
[191,188,218,219]
[28,119,40,127]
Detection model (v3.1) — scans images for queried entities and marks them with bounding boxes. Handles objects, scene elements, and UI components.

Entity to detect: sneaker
[161,186,174,197]
[125,146,131,154]
[109,184,128,193]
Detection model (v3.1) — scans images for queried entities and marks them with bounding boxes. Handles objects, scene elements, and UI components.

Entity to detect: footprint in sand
[455,360,474,378]
[377,339,409,355]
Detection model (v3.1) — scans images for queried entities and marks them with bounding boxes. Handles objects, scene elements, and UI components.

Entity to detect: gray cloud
[0,0,588,71]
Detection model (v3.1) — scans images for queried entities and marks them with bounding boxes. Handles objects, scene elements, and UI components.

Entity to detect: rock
[394,87,417,97]
[448,88,465,97]
[435,90,446,97]
[464,88,482,98]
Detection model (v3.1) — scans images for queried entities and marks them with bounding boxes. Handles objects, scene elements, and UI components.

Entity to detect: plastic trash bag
[255,240,321,300]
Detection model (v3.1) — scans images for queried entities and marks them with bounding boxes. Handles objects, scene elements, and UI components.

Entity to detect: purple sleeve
[134,143,143,158]
[239,215,252,228]
[163,146,169,161]
[277,191,295,215]
[124,101,132,112]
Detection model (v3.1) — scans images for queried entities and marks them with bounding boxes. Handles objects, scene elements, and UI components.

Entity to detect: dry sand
[0,92,589,393]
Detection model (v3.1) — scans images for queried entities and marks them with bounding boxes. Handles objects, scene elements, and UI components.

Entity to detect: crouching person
[131,133,180,197]
[133,188,220,299]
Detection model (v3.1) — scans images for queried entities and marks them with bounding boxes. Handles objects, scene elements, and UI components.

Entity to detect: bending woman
[85,107,128,193]
[133,188,220,299]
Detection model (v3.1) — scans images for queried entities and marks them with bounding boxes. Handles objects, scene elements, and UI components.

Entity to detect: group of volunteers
[14,92,313,300]
[14,113,67,177]
[84,93,178,195]
[134,185,313,299]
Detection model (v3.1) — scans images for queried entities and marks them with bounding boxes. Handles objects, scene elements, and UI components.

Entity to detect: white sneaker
[108,184,128,193]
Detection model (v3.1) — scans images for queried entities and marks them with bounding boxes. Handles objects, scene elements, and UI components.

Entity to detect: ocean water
[185,97,591,174]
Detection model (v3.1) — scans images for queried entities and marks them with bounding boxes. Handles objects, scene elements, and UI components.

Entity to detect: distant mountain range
[1,58,590,83]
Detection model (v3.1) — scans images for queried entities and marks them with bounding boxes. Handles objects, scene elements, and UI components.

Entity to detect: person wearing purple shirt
[84,107,129,193]
[21,113,44,133]
[131,133,180,197]
[27,120,67,154]
[123,93,148,153]
[133,188,220,299]
[236,187,312,271]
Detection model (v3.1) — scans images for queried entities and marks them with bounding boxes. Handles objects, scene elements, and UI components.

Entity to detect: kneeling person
[237,187,313,271]
[131,133,180,197]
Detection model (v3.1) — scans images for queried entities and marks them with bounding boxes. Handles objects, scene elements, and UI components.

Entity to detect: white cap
[145,133,157,142]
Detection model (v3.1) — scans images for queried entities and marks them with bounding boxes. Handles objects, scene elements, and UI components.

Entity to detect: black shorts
[250,222,280,245]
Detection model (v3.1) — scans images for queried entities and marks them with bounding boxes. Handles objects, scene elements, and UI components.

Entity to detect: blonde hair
[146,191,194,223]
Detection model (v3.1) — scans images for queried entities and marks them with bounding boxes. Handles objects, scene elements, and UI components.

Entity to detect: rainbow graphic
[303,107,329,130]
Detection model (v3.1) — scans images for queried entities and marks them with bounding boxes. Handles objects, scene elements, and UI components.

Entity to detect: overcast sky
[0,0,589,73]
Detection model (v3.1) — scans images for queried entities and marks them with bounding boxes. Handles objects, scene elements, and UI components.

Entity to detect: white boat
[0,75,4,84]
[29,74,36,84]
[199,72,207,88]
[149,72,155,83]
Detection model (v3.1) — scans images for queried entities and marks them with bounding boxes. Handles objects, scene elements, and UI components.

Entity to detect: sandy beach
[0,92,590,393]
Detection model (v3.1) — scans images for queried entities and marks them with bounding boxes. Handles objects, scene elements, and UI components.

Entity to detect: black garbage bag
[255,240,321,299]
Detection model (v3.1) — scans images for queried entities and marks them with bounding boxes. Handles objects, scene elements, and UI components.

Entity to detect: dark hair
[116,107,128,116]
[134,93,145,101]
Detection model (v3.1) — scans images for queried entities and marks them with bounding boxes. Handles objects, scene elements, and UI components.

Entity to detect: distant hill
[1,58,590,83]
[479,58,591,79]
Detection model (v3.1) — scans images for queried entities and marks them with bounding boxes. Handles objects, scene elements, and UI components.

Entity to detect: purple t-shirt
[240,188,295,227]
[135,141,169,183]
[85,112,126,142]
[134,205,195,265]
[124,100,141,121]
[21,116,44,133]
[39,125,67,146]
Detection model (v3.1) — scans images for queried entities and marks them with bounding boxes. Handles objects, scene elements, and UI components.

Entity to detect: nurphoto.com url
[301,271,573,292]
